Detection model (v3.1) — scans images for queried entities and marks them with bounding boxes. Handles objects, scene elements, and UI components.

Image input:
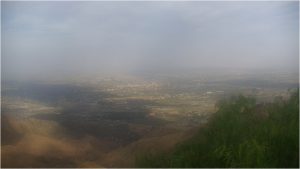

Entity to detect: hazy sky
[2,1,299,79]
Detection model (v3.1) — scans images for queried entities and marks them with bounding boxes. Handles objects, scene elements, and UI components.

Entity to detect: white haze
[2,1,299,80]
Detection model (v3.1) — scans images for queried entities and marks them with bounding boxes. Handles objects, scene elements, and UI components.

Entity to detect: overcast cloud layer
[2,1,299,80]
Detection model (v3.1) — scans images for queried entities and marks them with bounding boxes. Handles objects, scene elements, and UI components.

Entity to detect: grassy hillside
[137,90,299,168]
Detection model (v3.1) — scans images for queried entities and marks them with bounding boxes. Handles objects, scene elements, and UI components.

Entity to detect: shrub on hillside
[137,90,299,168]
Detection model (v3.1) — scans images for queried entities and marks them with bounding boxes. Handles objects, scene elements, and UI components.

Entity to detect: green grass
[137,90,299,168]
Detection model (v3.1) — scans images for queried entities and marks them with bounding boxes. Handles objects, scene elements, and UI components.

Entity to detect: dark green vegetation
[137,90,299,168]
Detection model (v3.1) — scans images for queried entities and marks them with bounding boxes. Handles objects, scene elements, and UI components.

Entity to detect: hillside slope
[137,90,299,168]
